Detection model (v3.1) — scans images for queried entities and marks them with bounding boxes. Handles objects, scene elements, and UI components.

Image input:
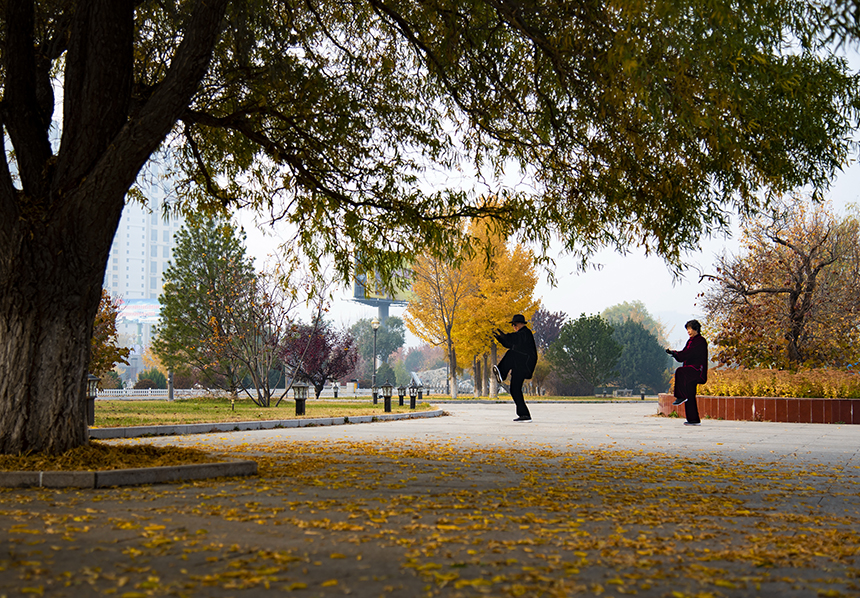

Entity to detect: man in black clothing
[493,314,538,422]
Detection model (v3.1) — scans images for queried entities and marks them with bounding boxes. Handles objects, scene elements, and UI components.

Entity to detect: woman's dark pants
[674,366,702,424]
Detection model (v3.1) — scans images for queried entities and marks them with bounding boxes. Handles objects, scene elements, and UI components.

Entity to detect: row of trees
[405,218,539,398]
[546,311,672,395]
[402,211,674,396]
[152,217,358,406]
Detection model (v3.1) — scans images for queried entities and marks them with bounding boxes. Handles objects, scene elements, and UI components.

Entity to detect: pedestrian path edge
[88,408,445,439]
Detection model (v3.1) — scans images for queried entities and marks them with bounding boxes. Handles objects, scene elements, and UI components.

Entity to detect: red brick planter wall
[657,394,860,424]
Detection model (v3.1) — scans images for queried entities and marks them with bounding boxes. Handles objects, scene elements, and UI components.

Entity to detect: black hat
[510,314,527,324]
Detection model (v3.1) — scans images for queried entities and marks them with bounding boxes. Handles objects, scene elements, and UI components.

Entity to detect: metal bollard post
[293,381,308,416]
[382,381,393,413]
[86,374,100,427]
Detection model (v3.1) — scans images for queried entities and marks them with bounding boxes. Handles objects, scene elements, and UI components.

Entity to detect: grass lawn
[93,397,435,428]
[432,395,657,402]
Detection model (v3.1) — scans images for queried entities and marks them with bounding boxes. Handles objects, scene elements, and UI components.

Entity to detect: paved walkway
[143,402,860,467]
[1,403,859,598]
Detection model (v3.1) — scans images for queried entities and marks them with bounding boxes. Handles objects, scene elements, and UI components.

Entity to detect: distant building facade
[103,191,185,383]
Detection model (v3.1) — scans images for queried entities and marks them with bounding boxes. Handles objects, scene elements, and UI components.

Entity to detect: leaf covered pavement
[1,437,858,597]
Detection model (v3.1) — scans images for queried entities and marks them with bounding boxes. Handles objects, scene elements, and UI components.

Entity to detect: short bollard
[372,385,378,405]
[398,385,406,407]
[417,384,423,406]
[382,380,393,413]
[86,373,100,427]
[293,381,308,416]
[408,383,417,409]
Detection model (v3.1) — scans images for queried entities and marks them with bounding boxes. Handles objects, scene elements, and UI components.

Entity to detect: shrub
[100,370,123,389]
[698,368,860,398]
[137,367,167,389]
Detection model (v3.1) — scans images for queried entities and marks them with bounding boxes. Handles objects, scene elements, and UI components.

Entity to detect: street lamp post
[85,374,100,426]
[371,317,380,386]
[371,317,380,403]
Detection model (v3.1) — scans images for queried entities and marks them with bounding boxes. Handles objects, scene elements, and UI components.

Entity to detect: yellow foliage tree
[406,215,538,398]
[405,252,477,399]
[454,219,539,397]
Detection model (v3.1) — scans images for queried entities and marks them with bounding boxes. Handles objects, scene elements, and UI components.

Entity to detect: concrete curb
[88,408,445,440]
[0,410,443,489]
[0,459,258,489]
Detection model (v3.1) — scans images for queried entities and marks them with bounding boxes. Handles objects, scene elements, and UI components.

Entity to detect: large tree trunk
[0,198,122,454]
[0,0,229,454]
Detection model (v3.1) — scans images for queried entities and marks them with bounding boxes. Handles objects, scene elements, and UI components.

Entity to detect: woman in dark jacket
[666,319,708,426]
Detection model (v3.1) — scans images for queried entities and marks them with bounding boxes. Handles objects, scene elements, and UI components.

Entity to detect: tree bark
[0,211,112,453]
[0,0,229,454]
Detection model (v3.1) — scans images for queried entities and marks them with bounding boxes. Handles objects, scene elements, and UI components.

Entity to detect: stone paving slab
[2,403,859,598]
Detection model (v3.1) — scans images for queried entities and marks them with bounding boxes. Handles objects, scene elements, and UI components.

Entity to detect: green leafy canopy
[131,0,860,285]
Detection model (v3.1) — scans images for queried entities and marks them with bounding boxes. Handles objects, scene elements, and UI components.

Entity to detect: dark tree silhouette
[531,307,567,353]
[281,323,358,399]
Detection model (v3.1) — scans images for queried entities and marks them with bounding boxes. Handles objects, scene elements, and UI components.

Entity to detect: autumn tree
[89,289,131,379]
[453,218,539,398]
[547,314,622,395]
[280,322,358,399]
[701,199,860,368]
[2,1,858,453]
[153,216,255,395]
[531,307,568,354]
[406,253,477,399]
[225,271,302,407]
